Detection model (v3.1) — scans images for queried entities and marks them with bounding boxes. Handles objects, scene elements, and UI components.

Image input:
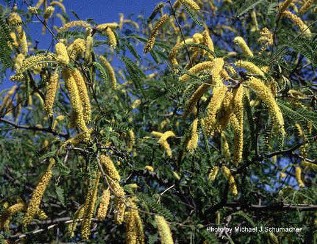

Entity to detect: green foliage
[0,0,316,243]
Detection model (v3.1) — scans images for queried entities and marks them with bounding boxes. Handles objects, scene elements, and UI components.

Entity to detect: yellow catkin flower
[36,209,48,220]
[299,0,315,14]
[295,166,305,187]
[109,178,126,224]
[155,215,174,244]
[184,83,210,117]
[234,60,265,77]
[187,118,199,152]
[203,85,228,135]
[131,99,141,109]
[0,202,26,230]
[125,198,145,244]
[68,205,85,238]
[69,68,91,123]
[144,165,154,172]
[144,14,169,53]
[279,0,294,13]
[295,123,307,157]
[13,53,56,75]
[202,27,214,58]
[151,131,164,137]
[43,6,55,20]
[169,38,194,66]
[19,31,28,55]
[55,42,69,65]
[0,85,18,113]
[85,35,93,62]
[81,172,100,240]
[52,115,65,130]
[250,10,259,32]
[50,1,66,13]
[14,53,25,71]
[222,166,238,196]
[233,36,253,57]
[58,20,91,32]
[127,129,135,152]
[99,55,117,89]
[44,71,59,117]
[8,12,22,27]
[221,133,231,160]
[245,77,285,136]
[174,0,200,10]
[34,0,44,9]
[95,22,119,31]
[62,68,88,132]
[281,11,311,38]
[230,114,243,165]
[100,154,120,181]
[258,27,273,46]
[301,161,317,171]
[179,60,218,82]
[105,27,117,48]
[23,158,55,226]
[9,31,19,49]
[157,131,176,157]
[208,166,219,181]
[67,38,86,60]
[233,85,244,144]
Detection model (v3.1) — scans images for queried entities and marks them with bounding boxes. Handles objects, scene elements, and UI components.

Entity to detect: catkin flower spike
[0,202,26,231]
[99,55,117,89]
[299,0,315,14]
[186,118,199,152]
[69,68,91,123]
[62,68,88,132]
[55,42,69,65]
[144,14,169,53]
[233,36,253,57]
[179,59,224,82]
[245,77,285,137]
[81,172,100,240]
[105,27,117,48]
[67,38,86,60]
[23,158,55,226]
[155,215,174,244]
[68,206,85,238]
[100,154,121,181]
[95,22,119,31]
[281,11,312,38]
[157,131,176,157]
[234,60,265,77]
[295,166,305,187]
[125,198,145,244]
[169,38,194,66]
[279,0,295,13]
[208,166,219,181]
[44,71,59,117]
[222,166,238,196]
[203,85,228,136]
[58,21,91,32]
[173,0,200,10]
[97,188,111,220]
[50,1,66,14]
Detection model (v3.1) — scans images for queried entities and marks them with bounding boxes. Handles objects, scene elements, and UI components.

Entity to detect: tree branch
[0,118,69,138]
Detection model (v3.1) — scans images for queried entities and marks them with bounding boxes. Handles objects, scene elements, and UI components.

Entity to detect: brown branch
[0,118,69,138]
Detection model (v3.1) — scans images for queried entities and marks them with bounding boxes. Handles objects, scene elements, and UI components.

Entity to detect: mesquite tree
[0,0,316,243]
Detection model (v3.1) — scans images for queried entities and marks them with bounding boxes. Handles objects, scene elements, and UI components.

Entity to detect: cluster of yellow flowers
[23,158,55,226]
